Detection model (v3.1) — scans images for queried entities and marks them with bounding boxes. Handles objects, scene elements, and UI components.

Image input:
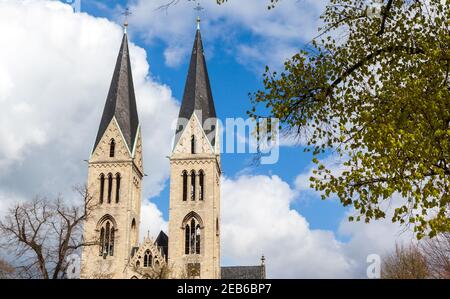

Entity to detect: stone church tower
[80,30,144,279]
[168,21,221,279]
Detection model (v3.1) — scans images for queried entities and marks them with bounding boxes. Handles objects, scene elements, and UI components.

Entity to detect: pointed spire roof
[176,26,217,146]
[94,33,139,153]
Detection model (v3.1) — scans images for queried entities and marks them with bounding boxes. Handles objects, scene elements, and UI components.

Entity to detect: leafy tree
[248,0,450,239]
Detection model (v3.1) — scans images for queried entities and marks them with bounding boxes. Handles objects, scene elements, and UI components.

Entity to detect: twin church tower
[80,20,221,279]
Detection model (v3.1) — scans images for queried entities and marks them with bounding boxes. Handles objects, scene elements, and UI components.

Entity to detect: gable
[173,114,214,155]
[90,117,132,162]
[129,238,167,278]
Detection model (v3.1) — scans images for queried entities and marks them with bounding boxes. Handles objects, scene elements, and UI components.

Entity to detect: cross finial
[194,2,204,30]
[122,7,132,34]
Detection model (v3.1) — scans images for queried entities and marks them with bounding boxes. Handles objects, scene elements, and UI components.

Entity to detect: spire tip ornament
[122,7,132,34]
[194,2,204,30]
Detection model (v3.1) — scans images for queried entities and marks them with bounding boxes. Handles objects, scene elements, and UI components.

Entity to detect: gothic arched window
[191,135,196,154]
[184,217,201,255]
[190,170,196,201]
[144,250,152,267]
[199,170,204,201]
[115,173,121,203]
[131,218,136,230]
[99,220,115,257]
[99,174,105,204]
[107,173,113,204]
[109,139,115,158]
[182,171,188,201]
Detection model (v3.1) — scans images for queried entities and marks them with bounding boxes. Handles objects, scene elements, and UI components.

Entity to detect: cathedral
[80,19,266,279]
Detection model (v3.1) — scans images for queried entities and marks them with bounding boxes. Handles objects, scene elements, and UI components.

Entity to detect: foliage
[249,0,450,239]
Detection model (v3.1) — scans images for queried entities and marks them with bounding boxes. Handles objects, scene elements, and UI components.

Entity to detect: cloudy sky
[0,0,415,278]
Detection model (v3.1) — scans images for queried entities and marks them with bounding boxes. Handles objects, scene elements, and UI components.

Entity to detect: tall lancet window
[107,173,113,204]
[184,215,202,255]
[99,220,115,257]
[99,227,105,256]
[185,224,190,254]
[191,135,196,154]
[182,171,188,201]
[109,139,116,157]
[190,219,196,254]
[105,222,110,256]
[199,170,204,201]
[99,174,105,204]
[109,227,115,256]
[115,173,121,203]
[195,224,201,254]
[144,250,152,267]
[190,170,196,201]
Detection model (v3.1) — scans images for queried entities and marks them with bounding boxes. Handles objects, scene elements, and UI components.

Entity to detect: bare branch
[0,185,97,279]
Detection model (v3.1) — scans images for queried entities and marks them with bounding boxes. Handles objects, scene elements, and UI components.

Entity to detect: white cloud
[338,195,416,277]
[221,175,353,278]
[164,45,189,68]
[139,200,168,242]
[0,0,178,207]
[221,174,413,278]
[294,153,347,199]
[124,0,327,71]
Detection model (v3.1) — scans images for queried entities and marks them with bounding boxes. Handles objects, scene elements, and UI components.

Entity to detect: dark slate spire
[94,33,139,153]
[176,25,217,146]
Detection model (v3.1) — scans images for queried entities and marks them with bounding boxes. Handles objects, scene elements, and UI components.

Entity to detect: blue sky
[0,0,412,278]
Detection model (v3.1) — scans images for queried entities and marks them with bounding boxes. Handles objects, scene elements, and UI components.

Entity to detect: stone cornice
[88,160,144,178]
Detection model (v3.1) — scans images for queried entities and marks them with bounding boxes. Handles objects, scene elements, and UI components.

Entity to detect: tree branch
[376,0,394,36]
